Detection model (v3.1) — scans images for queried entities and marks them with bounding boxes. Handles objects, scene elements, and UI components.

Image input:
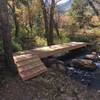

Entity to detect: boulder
[84,52,98,61]
[85,52,100,61]
[96,42,100,46]
[85,54,96,60]
[70,59,96,71]
[92,52,97,55]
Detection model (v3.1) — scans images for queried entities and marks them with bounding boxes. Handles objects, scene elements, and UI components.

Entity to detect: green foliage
[54,30,70,44]
[18,27,36,49]
[69,34,97,42]
[69,0,91,28]
[33,13,44,36]
[35,36,47,46]
[12,40,22,52]
[21,37,36,49]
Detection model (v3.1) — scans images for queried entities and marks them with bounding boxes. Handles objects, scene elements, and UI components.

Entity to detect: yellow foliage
[15,8,22,15]
[35,36,47,46]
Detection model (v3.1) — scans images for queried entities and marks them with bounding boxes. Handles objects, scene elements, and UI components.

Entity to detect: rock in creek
[85,54,96,60]
[84,52,99,61]
[70,59,96,71]
[96,42,100,46]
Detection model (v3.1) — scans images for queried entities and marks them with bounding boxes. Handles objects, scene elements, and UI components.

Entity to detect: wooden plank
[14,52,47,80]
[21,69,47,80]
[33,42,87,58]
[15,58,41,67]
[18,62,45,72]
[13,54,38,62]
[20,65,47,80]
[14,50,36,56]
[19,64,45,74]
[67,44,86,51]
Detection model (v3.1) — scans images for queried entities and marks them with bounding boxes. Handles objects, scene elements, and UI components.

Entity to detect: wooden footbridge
[13,42,87,80]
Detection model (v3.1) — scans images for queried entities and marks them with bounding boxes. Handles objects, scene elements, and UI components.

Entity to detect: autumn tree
[88,0,100,16]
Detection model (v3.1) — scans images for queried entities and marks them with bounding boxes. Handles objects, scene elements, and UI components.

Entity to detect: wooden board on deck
[33,42,87,58]
[13,51,47,80]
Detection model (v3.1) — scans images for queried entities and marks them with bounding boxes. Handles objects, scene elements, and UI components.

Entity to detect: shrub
[68,34,97,43]
[16,27,36,50]
[12,40,22,52]
[54,30,70,44]
[35,36,47,46]
[20,37,36,49]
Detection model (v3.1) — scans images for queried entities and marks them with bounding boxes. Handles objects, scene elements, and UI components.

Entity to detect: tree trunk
[40,0,55,46]
[13,2,20,38]
[53,19,61,39]
[27,1,33,34]
[0,0,17,73]
[48,0,55,46]
[40,0,49,45]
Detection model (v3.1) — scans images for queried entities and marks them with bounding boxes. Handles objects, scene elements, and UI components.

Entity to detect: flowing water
[67,64,100,89]
[57,49,100,90]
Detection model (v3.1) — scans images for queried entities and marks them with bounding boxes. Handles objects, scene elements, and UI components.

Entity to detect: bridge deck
[13,42,87,80]
[33,42,87,58]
